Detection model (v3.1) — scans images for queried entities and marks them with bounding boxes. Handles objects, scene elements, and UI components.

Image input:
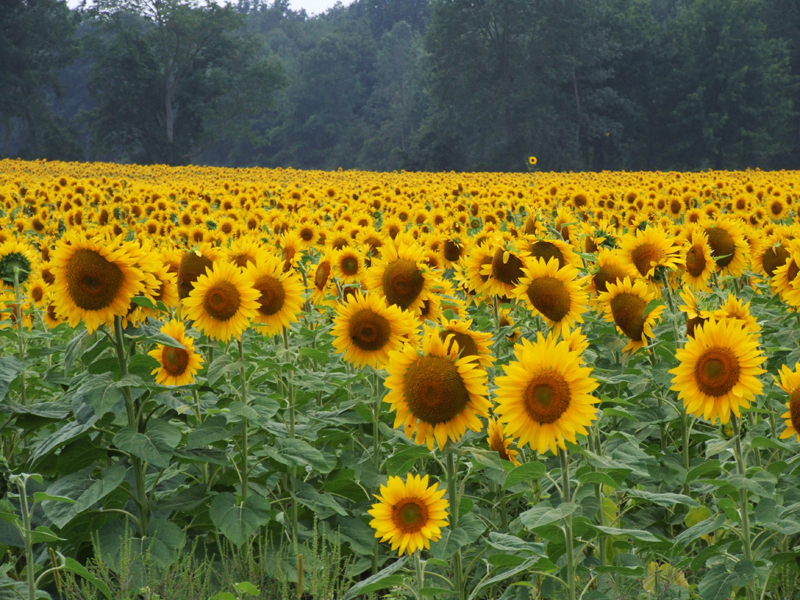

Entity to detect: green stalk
[732,416,756,600]
[113,317,149,536]
[414,550,425,592]
[13,267,26,405]
[559,447,576,600]
[283,327,298,548]
[372,369,382,575]
[590,426,607,566]
[17,477,35,600]
[238,337,249,505]
[445,445,464,599]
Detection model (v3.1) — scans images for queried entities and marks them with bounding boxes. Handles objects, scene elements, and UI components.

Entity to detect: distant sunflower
[227,236,262,269]
[244,253,304,337]
[333,248,364,284]
[494,332,599,455]
[368,473,449,556]
[365,241,435,314]
[310,251,335,305]
[486,417,520,465]
[679,288,712,338]
[513,257,586,334]
[776,363,800,443]
[618,226,682,281]
[51,233,145,334]
[384,328,490,450]
[148,320,204,386]
[670,318,765,424]
[183,260,260,342]
[598,276,664,353]
[332,291,418,369]
[713,294,760,335]
[438,317,493,368]
[26,277,47,308]
[681,228,716,292]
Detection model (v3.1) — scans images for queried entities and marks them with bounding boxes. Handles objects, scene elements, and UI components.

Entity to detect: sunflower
[703,217,750,278]
[26,277,48,308]
[776,363,800,443]
[618,225,682,282]
[767,195,789,221]
[183,260,260,342]
[243,253,304,337]
[713,294,760,335]
[524,236,581,270]
[498,308,520,342]
[368,473,449,556]
[679,288,712,338]
[227,236,263,268]
[384,327,490,450]
[148,320,204,386]
[462,242,495,297]
[51,232,145,334]
[513,257,586,334]
[598,276,664,353]
[562,325,589,358]
[681,228,716,292]
[582,249,638,306]
[0,238,37,287]
[670,318,765,424]
[771,240,800,306]
[480,239,530,298]
[493,332,599,454]
[332,291,418,369]
[753,237,790,279]
[333,248,364,284]
[364,240,435,314]
[177,244,223,300]
[486,417,520,465]
[309,251,335,305]
[437,317,494,368]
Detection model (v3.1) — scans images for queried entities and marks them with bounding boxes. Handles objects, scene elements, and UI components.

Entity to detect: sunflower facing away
[513,257,586,334]
[148,320,204,386]
[776,363,800,443]
[332,291,418,369]
[51,233,145,334]
[670,318,765,424]
[598,276,664,353]
[183,260,260,342]
[486,417,520,465]
[368,473,449,556]
[384,328,490,450]
[493,332,599,455]
[244,253,304,337]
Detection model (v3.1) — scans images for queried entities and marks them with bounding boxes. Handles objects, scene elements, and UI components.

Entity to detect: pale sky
[65,0,353,17]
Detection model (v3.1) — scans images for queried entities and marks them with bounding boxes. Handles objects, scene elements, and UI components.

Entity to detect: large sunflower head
[670,319,765,424]
[364,240,435,314]
[147,319,204,386]
[618,225,683,280]
[332,290,419,369]
[384,327,490,450]
[51,232,145,333]
[486,417,520,465]
[437,317,494,368]
[493,332,599,454]
[513,257,586,334]
[368,473,449,556]
[776,363,800,444]
[598,276,664,353]
[182,260,260,342]
[243,253,304,337]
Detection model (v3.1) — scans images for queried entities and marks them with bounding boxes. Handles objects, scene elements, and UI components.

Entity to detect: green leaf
[186,416,229,449]
[750,436,791,451]
[520,503,579,530]
[588,525,663,543]
[72,376,124,417]
[577,471,620,488]
[113,419,181,469]
[234,581,260,596]
[0,357,23,402]
[124,323,185,349]
[270,438,333,473]
[130,296,156,311]
[207,354,246,386]
[29,525,65,543]
[43,464,127,528]
[698,562,755,600]
[626,489,699,507]
[385,446,432,476]
[469,557,539,600]
[298,348,331,362]
[686,460,720,483]
[674,515,725,546]
[32,492,76,505]
[61,557,113,600]
[209,493,272,547]
[419,587,453,597]
[342,557,409,600]
[502,462,546,490]
[431,513,486,560]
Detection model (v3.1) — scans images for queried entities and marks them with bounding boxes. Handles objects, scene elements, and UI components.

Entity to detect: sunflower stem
[12,267,26,405]
[559,447,576,600]
[238,337,249,506]
[414,550,425,592]
[732,416,757,600]
[113,317,149,537]
[445,445,464,600]
[680,411,691,495]
[372,369,382,575]
[283,326,299,549]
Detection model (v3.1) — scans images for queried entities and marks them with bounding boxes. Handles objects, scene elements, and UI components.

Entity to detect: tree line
[2,0,799,172]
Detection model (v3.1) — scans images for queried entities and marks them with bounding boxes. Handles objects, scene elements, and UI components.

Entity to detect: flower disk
[148,320,204,386]
[776,363,800,444]
[670,318,766,424]
[368,473,449,556]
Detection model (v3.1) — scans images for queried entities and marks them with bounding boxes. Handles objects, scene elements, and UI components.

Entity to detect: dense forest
[2,0,800,172]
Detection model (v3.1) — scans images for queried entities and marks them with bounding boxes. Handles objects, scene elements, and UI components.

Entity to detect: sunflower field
[2,158,800,600]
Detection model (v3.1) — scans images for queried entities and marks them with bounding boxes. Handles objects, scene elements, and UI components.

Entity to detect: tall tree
[86,0,286,164]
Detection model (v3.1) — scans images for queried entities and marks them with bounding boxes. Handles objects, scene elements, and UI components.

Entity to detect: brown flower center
[524,370,571,424]
[685,244,707,278]
[253,275,285,316]
[315,260,331,291]
[340,255,360,276]
[762,245,789,277]
[694,347,740,397]
[382,258,424,310]
[631,243,665,277]
[403,355,470,425]
[439,329,479,358]
[66,249,124,311]
[593,264,628,294]
[705,227,735,268]
[177,252,213,300]
[443,240,463,262]
[488,427,512,461]
[491,249,525,285]
[528,241,565,269]
[610,293,646,342]
[686,315,708,338]
[349,309,391,351]
[789,388,800,434]
[525,276,570,323]
[161,346,190,376]
[392,499,428,533]
[202,281,241,321]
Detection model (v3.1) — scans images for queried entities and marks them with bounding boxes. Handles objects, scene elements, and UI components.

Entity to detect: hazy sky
[65,0,353,16]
